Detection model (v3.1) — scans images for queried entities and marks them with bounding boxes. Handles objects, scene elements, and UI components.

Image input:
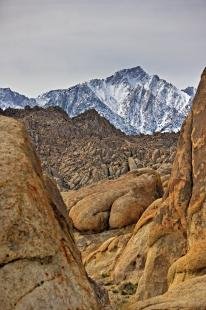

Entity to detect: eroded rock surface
[112,198,162,285]
[0,116,105,309]
[124,68,206,308]
[63,168,163,232]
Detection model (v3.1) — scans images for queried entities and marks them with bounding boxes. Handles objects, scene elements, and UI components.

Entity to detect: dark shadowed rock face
[0,115,106,309]
[121,68,206,309]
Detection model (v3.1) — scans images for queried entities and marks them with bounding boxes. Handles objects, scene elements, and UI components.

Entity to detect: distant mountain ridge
[0,87,35,110]
[0,66,195,134]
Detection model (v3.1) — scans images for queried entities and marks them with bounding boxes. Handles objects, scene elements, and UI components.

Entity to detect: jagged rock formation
[0,116,107,309]
[0,106,177,191]
[36,66,194,135]
[62,168,163,232]
[114,67,206,309]
[0,88,35,109]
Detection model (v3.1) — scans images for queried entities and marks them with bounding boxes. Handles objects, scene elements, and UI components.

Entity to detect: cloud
[0,0,205,96]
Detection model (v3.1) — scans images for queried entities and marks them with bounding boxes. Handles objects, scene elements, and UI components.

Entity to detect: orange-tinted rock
[63,168,163,232]
[109,172,161,229]
[128,275,206,309]
[0,116,103,309]
[112,199,162,284]
[69,190,124,232]
[84,233,132,281]
[125,68,206,308]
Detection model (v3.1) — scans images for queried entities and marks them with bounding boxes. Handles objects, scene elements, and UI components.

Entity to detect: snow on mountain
[36,66,194,134]
[182,86,196,97]
[35,82,137,134]
[0,66,195,134]
[0,88,35,110]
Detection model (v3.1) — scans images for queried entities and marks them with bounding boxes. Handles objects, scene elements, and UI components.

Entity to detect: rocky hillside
[0,66,195,134]
[0,106,178,191]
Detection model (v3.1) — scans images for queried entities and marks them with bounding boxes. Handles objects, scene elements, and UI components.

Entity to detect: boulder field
[0,106,177,191]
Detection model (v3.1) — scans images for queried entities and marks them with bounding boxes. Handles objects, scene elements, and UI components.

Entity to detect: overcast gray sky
[0,0,205,97]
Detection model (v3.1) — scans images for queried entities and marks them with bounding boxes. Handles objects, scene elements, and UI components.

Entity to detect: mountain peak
[0,66,195,135]
[106,65,147,83]
[116,65,145,75]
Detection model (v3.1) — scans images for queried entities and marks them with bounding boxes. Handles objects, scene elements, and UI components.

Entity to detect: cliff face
[0,116,104,309]
[120,68,206,308]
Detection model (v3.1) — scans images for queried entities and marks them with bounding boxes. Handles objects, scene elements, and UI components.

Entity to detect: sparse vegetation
[101,271,109,278]
[120,282,138,295]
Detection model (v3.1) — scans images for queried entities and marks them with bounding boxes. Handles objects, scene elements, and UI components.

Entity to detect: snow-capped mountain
[0,88,35,110]
[0,66,195,134]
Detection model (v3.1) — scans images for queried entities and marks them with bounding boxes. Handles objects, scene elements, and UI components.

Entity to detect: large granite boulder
[63,168,163,232]
[0,116,103,309]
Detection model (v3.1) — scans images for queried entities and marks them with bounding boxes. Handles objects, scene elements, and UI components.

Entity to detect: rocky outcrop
[119,68,206,308]
[129,275,206,309]
[63,168,163,232]
[128,157,138,170]
[84,232,132,281]
[112,198,162,285]
[0,116,104,309]
[71,224,136,309]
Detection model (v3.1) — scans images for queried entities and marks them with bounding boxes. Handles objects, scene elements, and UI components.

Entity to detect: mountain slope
[0,66,195,134]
